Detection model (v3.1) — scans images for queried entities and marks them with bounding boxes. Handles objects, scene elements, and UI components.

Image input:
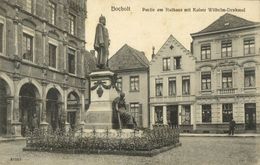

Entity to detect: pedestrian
[229,117,236,135]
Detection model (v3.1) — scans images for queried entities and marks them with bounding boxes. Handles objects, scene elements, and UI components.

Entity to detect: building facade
[109,44,150,128]
[0,0,89,137]
[149,35,196,132]
[191,13,260,133]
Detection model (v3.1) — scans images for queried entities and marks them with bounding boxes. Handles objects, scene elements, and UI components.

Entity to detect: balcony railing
[217,88,237,94]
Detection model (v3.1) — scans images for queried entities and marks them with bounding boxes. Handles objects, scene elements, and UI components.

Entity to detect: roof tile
[108,44,149,71]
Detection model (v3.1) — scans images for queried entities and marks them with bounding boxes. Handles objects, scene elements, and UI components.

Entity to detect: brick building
[0,0,90,137]
[191,13,260,133]
[149,35,196,131]
[109,44,150,128]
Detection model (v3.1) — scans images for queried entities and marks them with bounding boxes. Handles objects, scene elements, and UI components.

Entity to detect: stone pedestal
[85,70,118,129]
[65,122,71,132]
[40,121,49,131]
[11,122,22,137]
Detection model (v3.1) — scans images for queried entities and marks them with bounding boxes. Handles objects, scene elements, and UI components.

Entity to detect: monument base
[85,70,118,129]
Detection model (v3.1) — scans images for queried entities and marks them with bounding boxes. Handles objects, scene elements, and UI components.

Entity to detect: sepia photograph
[0,0,259,164]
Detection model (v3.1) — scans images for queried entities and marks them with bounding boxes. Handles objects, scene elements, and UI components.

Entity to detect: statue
[112,92,137,129]
[94,15,110,69]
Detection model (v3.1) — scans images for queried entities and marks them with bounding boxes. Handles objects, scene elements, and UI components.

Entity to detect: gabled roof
[150,35,192,63]
[191,13,260,37]
[108,44,149,71]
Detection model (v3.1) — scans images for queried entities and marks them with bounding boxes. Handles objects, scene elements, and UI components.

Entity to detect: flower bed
[23,127,181,157]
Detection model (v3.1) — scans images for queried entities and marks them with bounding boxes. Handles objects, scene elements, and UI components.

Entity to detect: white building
[191,13,260,133]
[149,35,196,132]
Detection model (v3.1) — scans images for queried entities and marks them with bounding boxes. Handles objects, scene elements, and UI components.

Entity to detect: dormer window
[224,22,230,26]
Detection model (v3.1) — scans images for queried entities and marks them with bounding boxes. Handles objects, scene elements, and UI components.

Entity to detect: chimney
[152,46,155,59]
[190,42,193,54]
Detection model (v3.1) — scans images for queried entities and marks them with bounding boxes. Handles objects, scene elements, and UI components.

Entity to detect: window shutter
[126,104,129,111]
[139,104,143,127]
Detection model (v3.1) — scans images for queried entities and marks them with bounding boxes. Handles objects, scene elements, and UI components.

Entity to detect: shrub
[25,127,180,152]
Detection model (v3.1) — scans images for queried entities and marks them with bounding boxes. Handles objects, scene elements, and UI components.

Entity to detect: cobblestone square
[0,137,259,165]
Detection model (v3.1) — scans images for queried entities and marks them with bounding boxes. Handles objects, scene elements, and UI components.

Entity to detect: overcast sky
[85,0,260,60]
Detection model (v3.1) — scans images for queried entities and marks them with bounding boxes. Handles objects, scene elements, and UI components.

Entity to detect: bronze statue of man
[94,15,110,69]
[112,92,137,129]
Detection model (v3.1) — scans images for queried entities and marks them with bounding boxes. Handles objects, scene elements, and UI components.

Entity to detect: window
[49,1,56,25]
[201,44,211,60]
[201,72,211,90]
[222,104,233,122]
[222,71,232,88]
[244,38,255,55]
[155,106,163,124]
[48,43,57,68]
[130,76,139,91]
[163,57,170,71]
[69,13,76,35]
[130,103,141,126]
[182,76,190,95]
[116,77,122,91]
[221,40,232,57]
[181,105,191,125]
[0,23,3,53]
[202,105,211,123]
[168,77,176,96]
[22,33,33,62]
[25,0,33,13]
[174,56,181,69]
[68,48,75,74]
[244,69,255,87]
[155,78,163,96]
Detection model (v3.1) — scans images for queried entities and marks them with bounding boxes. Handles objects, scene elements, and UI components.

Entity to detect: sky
[85,0,260,60]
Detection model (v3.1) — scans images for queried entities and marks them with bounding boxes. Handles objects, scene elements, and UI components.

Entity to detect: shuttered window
[22,33,33,62]
[48,43,57,68]
[68,48,76,74]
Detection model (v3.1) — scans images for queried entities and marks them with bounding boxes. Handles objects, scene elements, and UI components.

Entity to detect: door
[245,103,256,130]
[167,105,178,128]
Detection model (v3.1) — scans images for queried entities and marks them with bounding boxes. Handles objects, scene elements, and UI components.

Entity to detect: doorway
[67,92,80,130]
[245,103,256,130]
[167,105,178,128]
[46,88,61,131]
[0,80,7,135]
[19,83,40,136]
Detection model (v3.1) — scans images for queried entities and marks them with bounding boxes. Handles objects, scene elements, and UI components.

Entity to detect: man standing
[94,15,110,69]
[229,117,236,135]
